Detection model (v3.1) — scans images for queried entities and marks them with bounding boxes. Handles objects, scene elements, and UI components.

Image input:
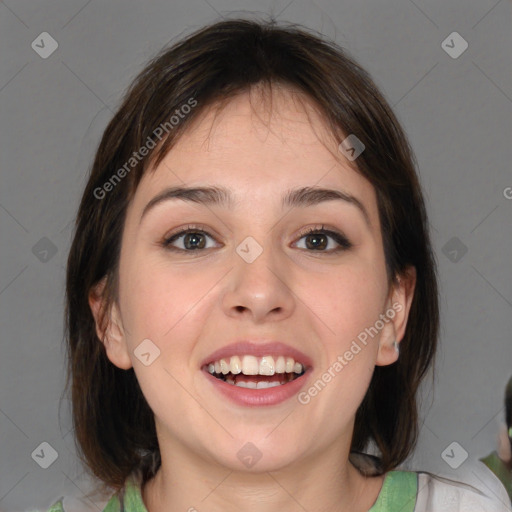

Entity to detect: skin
[90,85,416,512]
[497,423,511,467]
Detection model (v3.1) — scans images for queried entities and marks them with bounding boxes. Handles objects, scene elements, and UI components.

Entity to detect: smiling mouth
[203,355,307,389]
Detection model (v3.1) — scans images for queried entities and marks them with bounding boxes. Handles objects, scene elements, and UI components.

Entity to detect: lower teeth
[217,371,303,389]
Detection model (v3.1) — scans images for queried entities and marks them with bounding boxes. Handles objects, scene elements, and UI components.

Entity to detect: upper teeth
[207,355,304,376]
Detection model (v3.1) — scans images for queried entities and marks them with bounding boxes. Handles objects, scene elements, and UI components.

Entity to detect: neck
[141,443,385,512]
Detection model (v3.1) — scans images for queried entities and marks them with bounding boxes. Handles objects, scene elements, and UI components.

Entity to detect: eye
[160,224,352,254]
[161,225,219,252]
[294,225,352,253]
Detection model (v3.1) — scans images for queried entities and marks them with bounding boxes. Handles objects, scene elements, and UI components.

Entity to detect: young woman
[48,18,511,512]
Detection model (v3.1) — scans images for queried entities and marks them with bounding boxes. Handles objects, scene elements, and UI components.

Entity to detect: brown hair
[63,17,439,494]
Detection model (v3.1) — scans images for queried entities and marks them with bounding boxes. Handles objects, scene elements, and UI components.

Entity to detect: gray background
[1,0,511,510]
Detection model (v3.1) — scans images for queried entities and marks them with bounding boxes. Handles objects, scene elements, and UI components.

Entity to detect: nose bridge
[236,234,279,285]
[222,232,295,321]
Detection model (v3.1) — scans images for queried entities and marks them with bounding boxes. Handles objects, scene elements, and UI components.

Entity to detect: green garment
[480,451,512,502]
[46,470,418,512]
[368,470,417,511]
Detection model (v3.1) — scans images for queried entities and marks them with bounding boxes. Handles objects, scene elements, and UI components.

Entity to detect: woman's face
[92,87,414,472]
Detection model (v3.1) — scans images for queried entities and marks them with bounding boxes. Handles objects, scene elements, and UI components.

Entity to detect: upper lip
[200,341,313,369]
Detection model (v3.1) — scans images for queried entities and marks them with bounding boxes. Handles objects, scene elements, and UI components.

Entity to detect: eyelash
[161,224,352,254]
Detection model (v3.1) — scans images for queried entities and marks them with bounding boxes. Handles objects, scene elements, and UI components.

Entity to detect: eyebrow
[140,185,371,227]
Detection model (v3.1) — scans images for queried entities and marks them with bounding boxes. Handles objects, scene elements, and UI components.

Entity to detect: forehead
[129,87,378,221]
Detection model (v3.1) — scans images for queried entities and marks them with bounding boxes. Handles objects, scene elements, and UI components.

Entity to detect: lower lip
[202,369,312,406]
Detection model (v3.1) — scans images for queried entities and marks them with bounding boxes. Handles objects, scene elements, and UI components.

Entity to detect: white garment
[414,461,511,512]
[349,451,511,511]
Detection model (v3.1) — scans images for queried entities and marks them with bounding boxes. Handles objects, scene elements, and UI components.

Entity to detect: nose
[221,239,296,324]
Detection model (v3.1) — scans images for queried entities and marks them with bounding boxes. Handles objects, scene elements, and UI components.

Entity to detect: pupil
[185,232,205,250]
[306,233,327,250]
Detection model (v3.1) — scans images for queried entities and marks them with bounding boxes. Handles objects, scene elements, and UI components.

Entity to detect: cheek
[118,258,215,409]
[319,260,388,404]
[312,261,388,344]
[119,253,219,354]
